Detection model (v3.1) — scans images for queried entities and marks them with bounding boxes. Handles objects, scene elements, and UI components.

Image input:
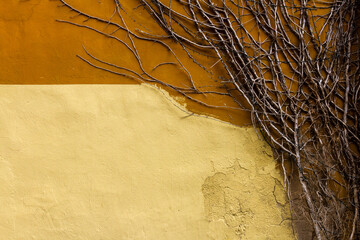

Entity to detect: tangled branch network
[57,0,359,239]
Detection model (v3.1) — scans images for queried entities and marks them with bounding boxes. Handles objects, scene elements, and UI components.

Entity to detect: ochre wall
[0,85,293,239]
[0,1,295,239]
[0,0,251,126]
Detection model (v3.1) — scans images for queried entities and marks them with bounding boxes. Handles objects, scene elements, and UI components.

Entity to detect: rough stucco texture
[0,84,294,239]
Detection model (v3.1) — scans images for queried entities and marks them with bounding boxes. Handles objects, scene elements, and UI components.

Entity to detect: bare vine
[57,0,359,239]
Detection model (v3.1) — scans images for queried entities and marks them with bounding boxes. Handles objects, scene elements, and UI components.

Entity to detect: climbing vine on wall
[57,0,359,239]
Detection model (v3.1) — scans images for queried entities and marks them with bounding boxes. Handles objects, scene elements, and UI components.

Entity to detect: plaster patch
[202,160,293,239]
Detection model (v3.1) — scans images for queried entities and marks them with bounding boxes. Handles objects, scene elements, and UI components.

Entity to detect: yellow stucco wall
[0,84,294,239]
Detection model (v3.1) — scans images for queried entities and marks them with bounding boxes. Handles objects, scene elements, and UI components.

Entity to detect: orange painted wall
[0,0,251,126]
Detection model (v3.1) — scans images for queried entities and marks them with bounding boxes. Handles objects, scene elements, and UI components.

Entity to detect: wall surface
[0,0,251,126]
[0,85,294,239]
[1,1,296,239]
